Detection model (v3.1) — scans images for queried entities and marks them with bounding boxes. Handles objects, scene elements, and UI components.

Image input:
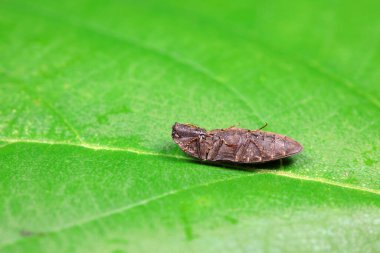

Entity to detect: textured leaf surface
[0,0,379,252]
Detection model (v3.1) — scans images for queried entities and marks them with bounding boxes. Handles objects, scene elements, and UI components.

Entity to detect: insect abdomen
[209,131,302,163]
[238,131,301,163]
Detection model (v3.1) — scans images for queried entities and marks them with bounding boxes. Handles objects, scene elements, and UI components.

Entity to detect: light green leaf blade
[0,0,379,252]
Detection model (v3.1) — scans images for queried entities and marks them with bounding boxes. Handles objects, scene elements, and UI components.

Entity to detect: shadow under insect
[184,156,295,172]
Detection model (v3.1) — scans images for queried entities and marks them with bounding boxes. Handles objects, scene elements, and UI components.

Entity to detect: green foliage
[0,0,379,252]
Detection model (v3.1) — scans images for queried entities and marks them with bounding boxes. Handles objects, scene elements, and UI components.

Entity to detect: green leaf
[0,0,379,252]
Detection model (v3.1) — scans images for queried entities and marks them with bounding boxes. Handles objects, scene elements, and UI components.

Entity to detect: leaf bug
[172,122,303,163]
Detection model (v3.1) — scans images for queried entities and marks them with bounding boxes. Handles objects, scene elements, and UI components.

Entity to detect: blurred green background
[0,0,379,252]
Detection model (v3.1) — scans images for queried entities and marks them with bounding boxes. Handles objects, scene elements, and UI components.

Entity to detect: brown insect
[172,122,303,163]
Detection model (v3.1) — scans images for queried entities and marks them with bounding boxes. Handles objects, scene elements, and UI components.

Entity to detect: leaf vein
[1,138,379,196]
[11,80,83,143]
[171,6,380,109]
[1,168,378,250]
[6,2,265,124]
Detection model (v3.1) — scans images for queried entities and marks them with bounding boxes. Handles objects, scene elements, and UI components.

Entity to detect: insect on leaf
[0,0,379,252]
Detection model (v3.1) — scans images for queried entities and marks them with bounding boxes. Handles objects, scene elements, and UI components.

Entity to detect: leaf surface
[0,0,379,252]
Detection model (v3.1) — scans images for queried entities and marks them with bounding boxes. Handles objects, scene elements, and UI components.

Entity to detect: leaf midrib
[1,0,378,209]
[1,137,379,195]
[4,1,379,154]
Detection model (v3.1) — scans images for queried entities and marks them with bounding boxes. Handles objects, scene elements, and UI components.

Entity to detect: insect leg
[184,137,198,148]
[206,136,224,161]
[197,136,202,159]
[235,136,263,163]
[249,138,263,161]
[234,137,251,162]
[184,136,203,159]
[221,140,237,148]
[184,137,199,156]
